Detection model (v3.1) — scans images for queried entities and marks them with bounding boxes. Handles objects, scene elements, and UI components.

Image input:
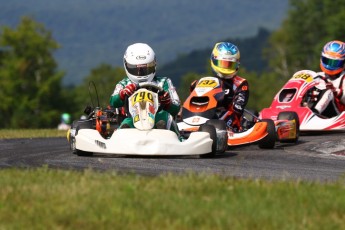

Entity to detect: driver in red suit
[190,42,249,132]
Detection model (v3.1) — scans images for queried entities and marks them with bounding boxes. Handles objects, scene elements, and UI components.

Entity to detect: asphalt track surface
[1,132,345,182]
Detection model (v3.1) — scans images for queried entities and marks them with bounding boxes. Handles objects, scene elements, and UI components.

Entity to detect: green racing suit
[109,76,181,134]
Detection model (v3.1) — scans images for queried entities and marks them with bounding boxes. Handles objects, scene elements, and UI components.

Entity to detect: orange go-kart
[177,76,299,152]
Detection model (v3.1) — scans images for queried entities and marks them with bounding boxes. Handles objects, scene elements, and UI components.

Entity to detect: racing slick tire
[198,124,217,158]
[277,111,300,143]
[206,119,228,153]
[258,119,276,149]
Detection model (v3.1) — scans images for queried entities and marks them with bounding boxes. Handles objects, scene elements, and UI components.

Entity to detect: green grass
[0,129,67,139]
[0,167,344,230]
[1,130,344,229]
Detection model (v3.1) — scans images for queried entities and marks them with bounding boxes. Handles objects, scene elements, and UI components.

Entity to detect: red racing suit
[191,75,249,131]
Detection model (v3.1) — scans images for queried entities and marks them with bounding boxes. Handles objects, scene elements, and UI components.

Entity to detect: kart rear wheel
[199,124,217,158]
[258,119,276,149]
[277,111,300,143]
[206,119,228,153]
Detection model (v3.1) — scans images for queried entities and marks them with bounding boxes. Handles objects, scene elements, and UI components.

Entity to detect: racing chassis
[67,82,215,157]
[260,69,345,132]
[177,76,299,150]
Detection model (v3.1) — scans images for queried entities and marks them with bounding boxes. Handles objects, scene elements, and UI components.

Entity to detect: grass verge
[0,129,67,139]
[0,167,344,229]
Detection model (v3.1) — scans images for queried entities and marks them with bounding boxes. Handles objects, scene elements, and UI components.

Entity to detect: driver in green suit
[109,43,181,134]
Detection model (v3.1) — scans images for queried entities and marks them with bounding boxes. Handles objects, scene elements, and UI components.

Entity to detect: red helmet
[320,40,345,76]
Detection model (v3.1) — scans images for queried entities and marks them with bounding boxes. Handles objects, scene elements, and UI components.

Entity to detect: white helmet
[123,43,156,83]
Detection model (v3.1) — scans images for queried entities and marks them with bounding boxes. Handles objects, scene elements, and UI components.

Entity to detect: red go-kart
[260,69,345,132]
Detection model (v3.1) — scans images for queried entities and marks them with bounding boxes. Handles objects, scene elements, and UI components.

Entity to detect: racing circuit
[0,133,344,182]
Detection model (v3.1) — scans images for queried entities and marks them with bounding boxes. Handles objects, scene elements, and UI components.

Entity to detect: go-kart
[67,82,215,157]
[177,76,299,150]
[260,69,345,132]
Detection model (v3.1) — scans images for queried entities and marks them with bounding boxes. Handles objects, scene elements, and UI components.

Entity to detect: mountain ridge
[0,0,289,85]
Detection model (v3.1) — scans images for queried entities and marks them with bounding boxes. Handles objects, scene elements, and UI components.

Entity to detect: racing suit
[109,76,181,133]
[191,75,249,132]
[313,70,345,117]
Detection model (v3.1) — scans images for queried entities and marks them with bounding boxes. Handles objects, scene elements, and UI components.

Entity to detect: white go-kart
[67,82,217,157]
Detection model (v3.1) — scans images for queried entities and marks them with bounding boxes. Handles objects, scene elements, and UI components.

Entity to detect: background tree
[265,0,345,81]
[0,16,65,128]
[71,64,125,119]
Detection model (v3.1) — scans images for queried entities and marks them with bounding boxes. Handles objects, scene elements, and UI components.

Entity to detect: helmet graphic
[320,40,345,76]
[210,42,240,79]
[123,43,156,83]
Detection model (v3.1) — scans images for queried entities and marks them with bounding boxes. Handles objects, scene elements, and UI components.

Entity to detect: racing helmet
[61,113,71,124]
[123,43,156,83]
[320,40,345,76]
[210,42,240,79]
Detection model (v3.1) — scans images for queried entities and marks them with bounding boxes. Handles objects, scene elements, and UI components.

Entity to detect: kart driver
[312,40,345,117]
[57,113,71,130]
[191,42,249,132]
[109,43,181,133]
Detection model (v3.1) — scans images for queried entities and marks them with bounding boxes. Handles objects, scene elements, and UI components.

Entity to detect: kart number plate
[197,79,219,88]
[291,72,313,83]
[131,91,154,105]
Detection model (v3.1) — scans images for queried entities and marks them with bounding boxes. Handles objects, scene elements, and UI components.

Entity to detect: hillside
[1,0,289,85]
[160,28,271,86]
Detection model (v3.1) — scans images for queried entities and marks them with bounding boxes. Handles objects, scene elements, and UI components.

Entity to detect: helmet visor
[125,61,156,76]
[321,56,345,69]
[211,56,238,71]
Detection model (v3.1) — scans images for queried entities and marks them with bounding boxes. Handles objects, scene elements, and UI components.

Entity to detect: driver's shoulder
[152,75,172,86]
[153,75,168,82]
[119,77,132,86]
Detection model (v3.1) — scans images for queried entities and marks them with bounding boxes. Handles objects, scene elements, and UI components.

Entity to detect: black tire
[277,111,300,143]
[206,119,227,130]
[258,119,276,149]
[199,124,217,158]
[206,119,228,153]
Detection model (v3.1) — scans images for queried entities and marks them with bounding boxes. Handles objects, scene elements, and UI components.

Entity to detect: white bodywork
[71,84,214,156]
[74,128,213,156]
[300,112,345,131]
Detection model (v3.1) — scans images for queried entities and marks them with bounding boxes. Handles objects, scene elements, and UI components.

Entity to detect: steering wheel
[123,82,164,118]
[138,82,163,93]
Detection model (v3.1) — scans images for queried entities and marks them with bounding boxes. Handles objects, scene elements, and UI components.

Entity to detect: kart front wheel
[69,134,93,157]
[199,124,217,158]
[258,119,276,149]
[206,119,227,153]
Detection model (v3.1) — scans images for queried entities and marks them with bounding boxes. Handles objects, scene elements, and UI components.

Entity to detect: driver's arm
[109,83,125,108]
[162,78,181,116]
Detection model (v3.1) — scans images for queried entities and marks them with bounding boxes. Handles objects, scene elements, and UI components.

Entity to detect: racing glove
[325,82,342,97]
[119,83,137,101]
[159,91,172,109]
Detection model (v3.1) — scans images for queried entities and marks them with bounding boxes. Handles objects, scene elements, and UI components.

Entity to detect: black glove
[159,91,172,109]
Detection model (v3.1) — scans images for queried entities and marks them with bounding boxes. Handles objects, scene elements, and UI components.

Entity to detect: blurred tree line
[0,0,344,128]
